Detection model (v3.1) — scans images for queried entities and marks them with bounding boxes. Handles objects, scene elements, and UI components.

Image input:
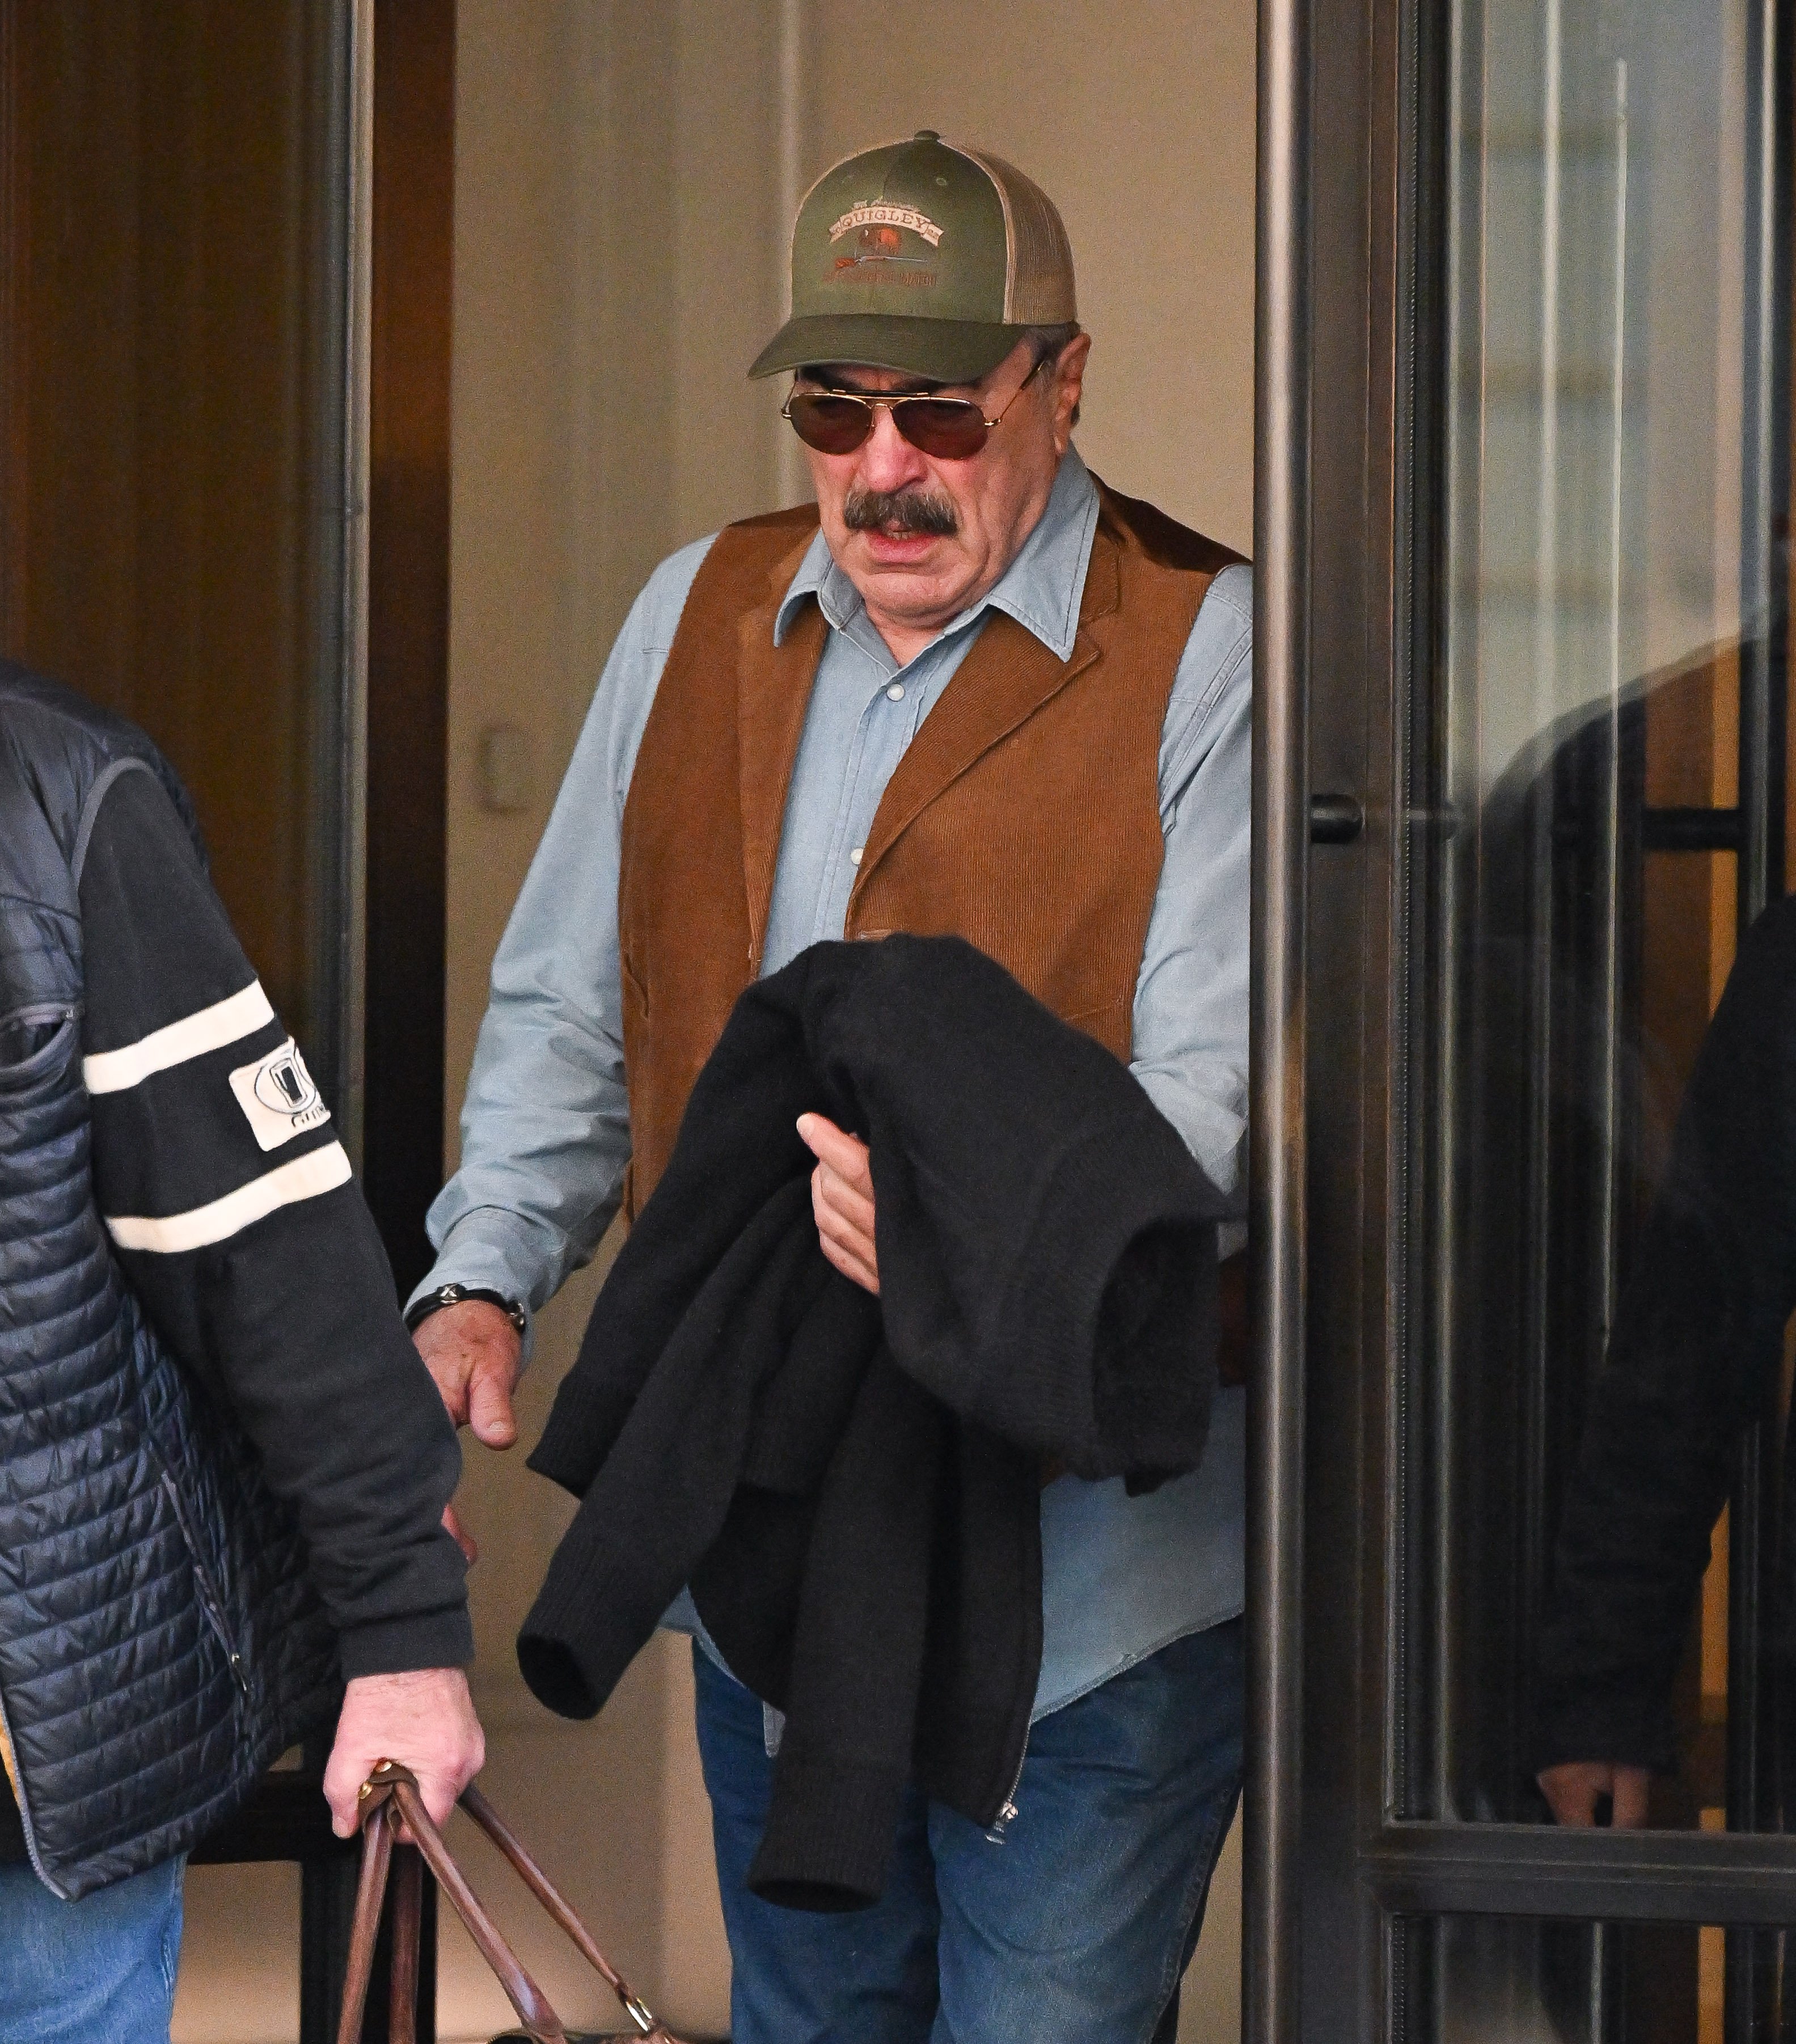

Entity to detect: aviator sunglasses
[782,352,1050,462]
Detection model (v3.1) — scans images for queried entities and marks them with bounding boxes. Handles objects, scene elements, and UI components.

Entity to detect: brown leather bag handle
[334,1761,688,2044]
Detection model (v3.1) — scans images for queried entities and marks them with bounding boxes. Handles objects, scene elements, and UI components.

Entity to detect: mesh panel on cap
[956,145,1077,325]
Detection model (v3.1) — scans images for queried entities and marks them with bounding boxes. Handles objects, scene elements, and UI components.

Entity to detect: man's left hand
[798,1112,879,1294]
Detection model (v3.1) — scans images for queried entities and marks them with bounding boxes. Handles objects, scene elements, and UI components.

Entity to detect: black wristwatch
[404,1283,527,1336]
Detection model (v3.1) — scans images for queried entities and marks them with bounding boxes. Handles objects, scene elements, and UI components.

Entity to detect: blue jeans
[693,1619,1244,2044]
[0,1854,184,2044]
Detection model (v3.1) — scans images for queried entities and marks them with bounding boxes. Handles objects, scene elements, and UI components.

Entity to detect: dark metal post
[301,1856,361,2044]
[1248,0,1312,2037]
[1726,3,1792,2037]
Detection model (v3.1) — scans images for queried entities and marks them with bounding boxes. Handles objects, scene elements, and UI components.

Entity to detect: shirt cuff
[410,1207,561,1368]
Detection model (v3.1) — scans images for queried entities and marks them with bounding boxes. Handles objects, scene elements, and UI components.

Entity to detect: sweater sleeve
[1533,895,1796,1772]
[77,767,471,1677]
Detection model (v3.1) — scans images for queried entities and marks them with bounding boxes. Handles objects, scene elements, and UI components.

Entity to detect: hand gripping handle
[334,1760,689,2044]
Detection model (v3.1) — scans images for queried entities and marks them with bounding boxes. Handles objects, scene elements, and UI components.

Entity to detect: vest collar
[738,460,1121,972]
[847,509,1123,910]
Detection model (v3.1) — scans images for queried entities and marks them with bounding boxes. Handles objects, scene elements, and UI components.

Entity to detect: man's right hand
[414,1298,523,1446]
[414,1301,523,1563]
[1537,1760,1651,1827]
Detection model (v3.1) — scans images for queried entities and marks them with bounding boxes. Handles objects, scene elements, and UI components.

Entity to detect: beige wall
[441,5,1253,2039]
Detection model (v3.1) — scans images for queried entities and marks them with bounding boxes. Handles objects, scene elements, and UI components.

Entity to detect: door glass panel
[0,1,358,1107]
[1399,0,1790,1828]
[1391,1914,1787,2044]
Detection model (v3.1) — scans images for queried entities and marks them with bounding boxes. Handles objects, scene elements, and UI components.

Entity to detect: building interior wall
[173,3,1254,2036]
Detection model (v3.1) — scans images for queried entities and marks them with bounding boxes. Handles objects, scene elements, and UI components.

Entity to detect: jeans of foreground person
[694,1618,1244,2044]
[0,1853,184,2043]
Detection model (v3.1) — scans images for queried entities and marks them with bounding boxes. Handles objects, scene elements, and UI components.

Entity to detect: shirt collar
[772,445,1100,665]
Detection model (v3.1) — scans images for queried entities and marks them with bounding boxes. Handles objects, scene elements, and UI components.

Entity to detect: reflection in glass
[1400,0,1789,1843]
[1390,1914,1778,2044]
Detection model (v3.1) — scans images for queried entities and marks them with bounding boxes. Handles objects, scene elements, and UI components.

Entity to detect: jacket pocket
[0,1002,79,1093]
[153,1461,250,1702]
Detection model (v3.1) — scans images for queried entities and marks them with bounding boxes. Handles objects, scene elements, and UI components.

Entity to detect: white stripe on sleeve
[83,981,276,1095]
[104,1142,353,1252]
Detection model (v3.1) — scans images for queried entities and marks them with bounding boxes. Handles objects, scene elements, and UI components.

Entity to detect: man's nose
[856,404,931,492]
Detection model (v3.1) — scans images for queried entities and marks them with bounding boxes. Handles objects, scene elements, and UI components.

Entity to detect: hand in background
[798,1113,879,1294]
[322,1667,485,1836]
[1537,1760,1650,1827]
[414,1299,523,1563]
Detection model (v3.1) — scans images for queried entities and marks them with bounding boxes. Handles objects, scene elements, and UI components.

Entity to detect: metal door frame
[1249,2,1796,2040]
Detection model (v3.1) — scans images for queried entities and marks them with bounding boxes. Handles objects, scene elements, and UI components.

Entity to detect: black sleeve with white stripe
[78,767,471,1677]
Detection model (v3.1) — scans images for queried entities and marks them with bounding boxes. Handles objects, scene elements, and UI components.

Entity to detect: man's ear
[1052,332,1092,451]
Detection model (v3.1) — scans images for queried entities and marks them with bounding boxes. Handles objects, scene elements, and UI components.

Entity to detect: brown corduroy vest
[616,476,1244,1218]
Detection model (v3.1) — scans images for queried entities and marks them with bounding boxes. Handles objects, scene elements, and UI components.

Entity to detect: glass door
[1254,0,1796,2036]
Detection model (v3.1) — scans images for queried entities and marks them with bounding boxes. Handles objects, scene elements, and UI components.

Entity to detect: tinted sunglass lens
[895,400,989,460]
[787,394,872,454]
[787,392,990,460]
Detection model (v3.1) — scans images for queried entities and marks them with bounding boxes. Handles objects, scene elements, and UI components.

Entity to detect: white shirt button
[850,847,864,866]
[886,683,906,701]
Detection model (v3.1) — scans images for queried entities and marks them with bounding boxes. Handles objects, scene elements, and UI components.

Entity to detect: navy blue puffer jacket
[0,670,337,1898]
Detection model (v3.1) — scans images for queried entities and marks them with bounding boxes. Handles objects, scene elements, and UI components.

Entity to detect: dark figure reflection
[1409,640,1796,2042]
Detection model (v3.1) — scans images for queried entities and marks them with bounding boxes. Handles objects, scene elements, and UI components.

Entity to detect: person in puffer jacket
[0,668,484,2044]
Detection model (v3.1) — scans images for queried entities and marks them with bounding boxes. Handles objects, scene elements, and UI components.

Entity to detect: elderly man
[411,133,1249,2042]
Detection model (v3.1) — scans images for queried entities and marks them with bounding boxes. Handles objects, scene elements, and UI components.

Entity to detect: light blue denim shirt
[418,447,1250,1718]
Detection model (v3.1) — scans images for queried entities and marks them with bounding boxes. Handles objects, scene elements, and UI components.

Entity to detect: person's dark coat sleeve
[1535,896,1796,1773]
[77,768,471,1677]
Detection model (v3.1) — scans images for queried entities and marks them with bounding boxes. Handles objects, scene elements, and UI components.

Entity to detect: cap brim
[748,313,1024,385]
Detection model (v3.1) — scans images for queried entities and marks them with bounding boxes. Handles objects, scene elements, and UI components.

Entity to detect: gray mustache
[843,486,960,538]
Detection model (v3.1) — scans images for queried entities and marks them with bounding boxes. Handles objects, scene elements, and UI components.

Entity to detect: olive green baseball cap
[749,130,1077,386]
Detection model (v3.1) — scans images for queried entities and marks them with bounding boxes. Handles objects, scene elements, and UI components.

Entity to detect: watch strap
[405,1283,527,1336]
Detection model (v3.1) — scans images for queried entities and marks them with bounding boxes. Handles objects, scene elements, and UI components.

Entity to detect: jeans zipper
[984,1733,1029,1843]
[158,1471,250,1700]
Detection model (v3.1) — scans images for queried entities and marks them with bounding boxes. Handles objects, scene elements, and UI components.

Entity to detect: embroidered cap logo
[827,201,945,248]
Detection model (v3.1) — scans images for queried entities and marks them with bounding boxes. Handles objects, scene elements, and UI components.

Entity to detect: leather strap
[334,1761,686,2044]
